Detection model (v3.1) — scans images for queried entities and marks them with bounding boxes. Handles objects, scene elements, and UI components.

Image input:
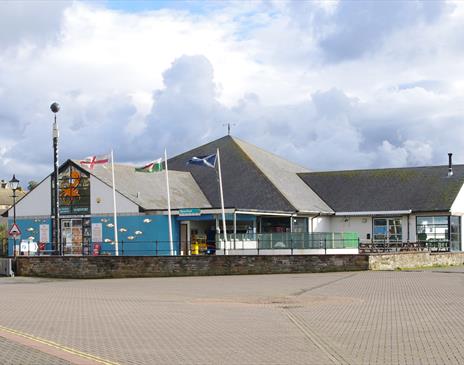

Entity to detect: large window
[416,216,461,251]
[416,216,448,241]
[373,218,402,242]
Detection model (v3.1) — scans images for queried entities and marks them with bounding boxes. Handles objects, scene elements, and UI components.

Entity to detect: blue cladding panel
[8,218,52,256]
[94,215,179,256]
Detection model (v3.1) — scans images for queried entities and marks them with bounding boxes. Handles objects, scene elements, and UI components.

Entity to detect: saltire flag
[187,154,217,168]
[79,154,110,170]
[135,158,164,173]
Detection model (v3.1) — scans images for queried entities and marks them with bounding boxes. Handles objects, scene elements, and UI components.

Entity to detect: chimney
[448,153,453,177]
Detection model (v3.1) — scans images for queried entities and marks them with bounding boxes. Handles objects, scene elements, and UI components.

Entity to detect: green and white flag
[135,158,164,173]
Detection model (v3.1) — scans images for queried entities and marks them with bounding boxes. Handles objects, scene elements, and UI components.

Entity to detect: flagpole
[164,148,173,256]
[216,148,228,254]
[111,150,119,256]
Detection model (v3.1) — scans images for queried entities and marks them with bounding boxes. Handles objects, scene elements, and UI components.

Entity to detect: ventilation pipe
[448,153,453,177]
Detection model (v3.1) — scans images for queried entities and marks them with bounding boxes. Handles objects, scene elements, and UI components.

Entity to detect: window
[416,215,461,251]
[292,218,308,233]
[373,218,402,242]
[416,216,448,241]
[450,216,461,251]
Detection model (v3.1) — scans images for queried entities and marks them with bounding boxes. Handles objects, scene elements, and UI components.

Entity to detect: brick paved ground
[1,268,464,364]
[0,337,72,365]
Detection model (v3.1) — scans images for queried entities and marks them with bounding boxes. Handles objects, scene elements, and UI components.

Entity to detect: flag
[187,154,217,168]
[79,154,110,170]
[135,158,164,173]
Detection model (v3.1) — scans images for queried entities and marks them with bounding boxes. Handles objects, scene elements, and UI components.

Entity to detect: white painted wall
[408,215,416,241]
[451,184,464,214]
[90,176,139,214]
[330,216,372,242]
[311,216,331,232]
[10,176,51,217]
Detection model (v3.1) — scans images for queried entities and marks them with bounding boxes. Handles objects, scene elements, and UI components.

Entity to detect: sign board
[178,208,201,216]
[20,239,38,255]
[8,223,21,238]
[92,223,103,243]
[39,224,49,243]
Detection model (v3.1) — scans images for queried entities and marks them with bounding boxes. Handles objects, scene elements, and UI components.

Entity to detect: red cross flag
[79,154,110,170]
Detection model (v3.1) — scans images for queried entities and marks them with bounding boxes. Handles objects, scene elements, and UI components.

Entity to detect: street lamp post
[50,102,61,255]
[9,175,19,257]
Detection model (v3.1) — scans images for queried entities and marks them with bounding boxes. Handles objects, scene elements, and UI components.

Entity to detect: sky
[1,0,464,186]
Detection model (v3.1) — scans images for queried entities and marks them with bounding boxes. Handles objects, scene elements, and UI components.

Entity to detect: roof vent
[448,153,453,177]
[137,192,141,199]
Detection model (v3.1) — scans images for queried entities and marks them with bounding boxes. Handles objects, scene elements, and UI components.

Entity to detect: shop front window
[373,218,402,242]
[260,217,290,233]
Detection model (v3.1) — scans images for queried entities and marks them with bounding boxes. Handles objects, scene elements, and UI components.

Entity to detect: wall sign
[39,224,49,243]
[179,208,201,216]
[92,223,103,243]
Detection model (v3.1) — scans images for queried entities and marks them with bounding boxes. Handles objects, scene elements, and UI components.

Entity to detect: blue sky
[103,0,220,13]
[1,0,464,186]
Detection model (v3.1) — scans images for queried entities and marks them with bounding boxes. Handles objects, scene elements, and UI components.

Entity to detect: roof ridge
[231,136,310,172]
[304,164,464,175]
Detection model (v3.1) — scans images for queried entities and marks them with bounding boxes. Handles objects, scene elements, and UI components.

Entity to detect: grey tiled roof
[168,136,332,213]
[75,161,211,211]
[299,165,464,213]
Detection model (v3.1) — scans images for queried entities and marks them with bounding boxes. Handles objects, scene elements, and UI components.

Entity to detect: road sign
[9,223,21,238]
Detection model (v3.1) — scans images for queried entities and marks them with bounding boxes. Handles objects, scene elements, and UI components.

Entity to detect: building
[300,164,464,251]
[4,136,463,255]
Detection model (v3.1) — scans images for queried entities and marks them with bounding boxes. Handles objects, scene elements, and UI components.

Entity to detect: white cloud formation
[1,0,464,186]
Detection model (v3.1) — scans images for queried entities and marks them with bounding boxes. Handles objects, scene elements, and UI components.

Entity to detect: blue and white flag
[187,154,217,168]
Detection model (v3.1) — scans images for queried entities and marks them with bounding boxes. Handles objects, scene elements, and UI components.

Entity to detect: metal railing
[10,234,360,257]
[217,232,359,251]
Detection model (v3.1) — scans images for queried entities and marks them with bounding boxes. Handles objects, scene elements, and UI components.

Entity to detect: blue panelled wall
[8,214,178,256]
[8,213,257,256]
[7,217,52,256]
[96,214,178,256]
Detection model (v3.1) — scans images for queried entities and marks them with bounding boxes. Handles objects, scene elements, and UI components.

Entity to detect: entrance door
[373,217,402,242]
[61,219,83,255]
[180,223,189,255]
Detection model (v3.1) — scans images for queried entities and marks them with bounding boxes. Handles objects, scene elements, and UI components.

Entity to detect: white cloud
[1,0,464,185]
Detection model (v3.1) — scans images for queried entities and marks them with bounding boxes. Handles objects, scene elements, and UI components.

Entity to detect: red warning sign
[8,223,21,238]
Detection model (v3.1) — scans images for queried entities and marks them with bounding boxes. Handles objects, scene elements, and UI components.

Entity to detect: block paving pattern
[0,337,72,365]
[0,268,464,364]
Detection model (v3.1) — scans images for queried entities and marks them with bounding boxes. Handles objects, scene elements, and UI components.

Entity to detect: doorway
[180,222,189,255]
[61,218,83,255]
[373,217,402,242]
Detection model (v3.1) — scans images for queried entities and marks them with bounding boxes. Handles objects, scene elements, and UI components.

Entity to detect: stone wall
[15,254,369,279]
[13,253,464,278]
[368,252,464,271]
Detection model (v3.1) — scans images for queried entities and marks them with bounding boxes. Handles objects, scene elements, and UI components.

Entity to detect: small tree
[27,181,38,191]
[0,223,6,240]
